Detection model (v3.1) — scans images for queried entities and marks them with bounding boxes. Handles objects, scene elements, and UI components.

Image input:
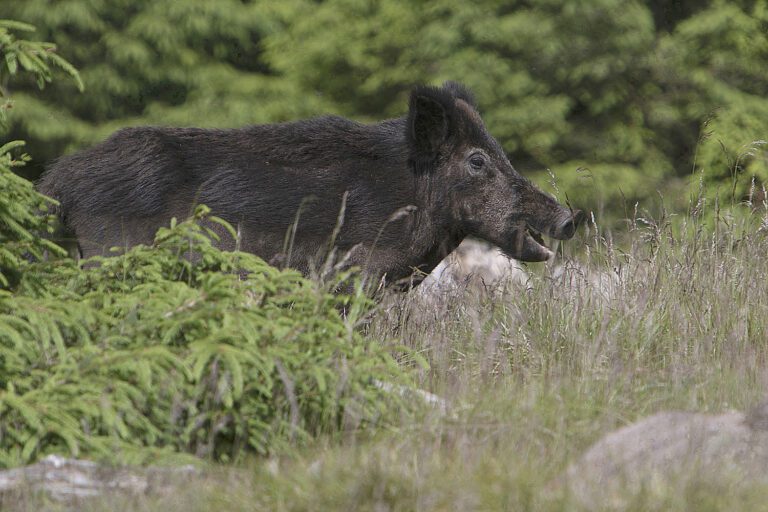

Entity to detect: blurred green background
[3,0,767,222]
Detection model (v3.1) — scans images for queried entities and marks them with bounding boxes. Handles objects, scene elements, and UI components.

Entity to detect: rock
[563,403,768,508]
[0,454,200,504]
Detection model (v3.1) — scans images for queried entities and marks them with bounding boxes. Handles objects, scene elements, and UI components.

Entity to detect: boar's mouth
[501,225,554,262]
[499,209,585,262]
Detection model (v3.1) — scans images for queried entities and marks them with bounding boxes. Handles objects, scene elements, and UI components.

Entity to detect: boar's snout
[551,209,585,240]
[486,195,584,263]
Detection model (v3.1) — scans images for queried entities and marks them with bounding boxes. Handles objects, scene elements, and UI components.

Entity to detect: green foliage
[5,1,768,218]
[0,140,65,289]
[0,206,412,468]
[0,20,79,289]
[0,18,83,129]
[656,2,768,208]
[2,1,323,162]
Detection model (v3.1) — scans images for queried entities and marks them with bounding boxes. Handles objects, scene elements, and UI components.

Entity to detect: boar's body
[39,82,581,286]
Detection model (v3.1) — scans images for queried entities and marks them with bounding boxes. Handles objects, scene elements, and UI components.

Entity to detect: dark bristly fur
[38,81,582,286]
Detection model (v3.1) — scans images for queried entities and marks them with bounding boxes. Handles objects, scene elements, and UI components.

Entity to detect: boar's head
[407,82,583,261]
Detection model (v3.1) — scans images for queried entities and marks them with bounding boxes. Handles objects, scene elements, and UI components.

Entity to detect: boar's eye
[468,153,486,172]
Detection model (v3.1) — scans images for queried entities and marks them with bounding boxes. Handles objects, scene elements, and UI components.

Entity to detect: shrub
[0,19,413,468]
[0,205,412,467]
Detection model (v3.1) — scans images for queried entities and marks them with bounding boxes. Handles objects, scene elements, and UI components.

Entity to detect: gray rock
[0,454,200,504]
[564,403,768,508]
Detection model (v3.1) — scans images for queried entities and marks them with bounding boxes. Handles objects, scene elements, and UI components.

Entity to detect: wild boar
[39,82,582,286]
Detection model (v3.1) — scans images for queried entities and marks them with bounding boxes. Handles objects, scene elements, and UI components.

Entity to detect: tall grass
[8,197,767,511]
[234,201,768,511]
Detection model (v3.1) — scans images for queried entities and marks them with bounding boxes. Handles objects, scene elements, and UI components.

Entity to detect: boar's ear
[407,86,454,170]
[443,81,478,109]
